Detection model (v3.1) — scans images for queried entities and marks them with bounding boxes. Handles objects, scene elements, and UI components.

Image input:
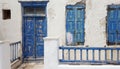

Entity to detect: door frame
[19,1,48,61]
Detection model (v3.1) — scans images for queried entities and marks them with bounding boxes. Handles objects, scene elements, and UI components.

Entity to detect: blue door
[24,17,47,58]
[107,5,120,45]
[21,4,47,59]
[66,5,85,45]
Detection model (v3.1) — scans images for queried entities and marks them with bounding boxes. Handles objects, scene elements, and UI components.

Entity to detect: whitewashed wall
[0,0,120,46]
[44,37,120,69]
[0,0,22,42]
[0,41,10,69]
[47,0,120,47]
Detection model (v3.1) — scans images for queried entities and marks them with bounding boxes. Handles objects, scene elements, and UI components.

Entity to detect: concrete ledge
[0,41,10,69]
[58,65,120,69]
[0,40,9,44]
[44,37,59,40]
[11,59,22,69]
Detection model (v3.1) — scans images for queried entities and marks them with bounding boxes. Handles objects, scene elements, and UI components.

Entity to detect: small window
[35,7,45,16]
[24,7,34,16]
[2,9,11,20]
[24,7,45,16]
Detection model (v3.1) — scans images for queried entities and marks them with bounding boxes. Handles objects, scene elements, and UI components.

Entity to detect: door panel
[23,17,46,58]
[35,17,46,57]
[24,17,35,57]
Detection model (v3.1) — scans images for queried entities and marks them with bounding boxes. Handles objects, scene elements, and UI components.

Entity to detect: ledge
[44,37,59,40]
[18,0,49,1]
[58,65,120,69]
[0,40,9,44]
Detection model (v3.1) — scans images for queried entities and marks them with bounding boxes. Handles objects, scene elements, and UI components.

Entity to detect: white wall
[47,0,120,47]
[44,37,120,69]
[0,0,22,42]
[1,0,120,45]
[0,41,10,69]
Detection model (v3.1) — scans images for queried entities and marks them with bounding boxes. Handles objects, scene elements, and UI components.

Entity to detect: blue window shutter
[117,9,120,43]
[107,5,120,44]
[108,8,117,43]
[76,7,85,43]
[66,6,75,45]
[66,6,75,33]
[66,5,85,45]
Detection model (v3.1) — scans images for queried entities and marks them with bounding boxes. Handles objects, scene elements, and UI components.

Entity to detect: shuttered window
[107,5,120,45]
[66,4,85,45]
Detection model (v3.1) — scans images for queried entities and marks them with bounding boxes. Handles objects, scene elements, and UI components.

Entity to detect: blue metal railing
[10,41,21,63]
[59,46,120,64]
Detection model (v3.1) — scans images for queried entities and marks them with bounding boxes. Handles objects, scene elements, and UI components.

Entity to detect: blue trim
[20,1,48,61]
[108,5,120,9]
[59,46,120,50]
[66,4,85,9]
[59,46,120,64]
[19,1,48,7]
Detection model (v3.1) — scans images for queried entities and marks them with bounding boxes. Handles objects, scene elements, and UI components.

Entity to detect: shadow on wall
[0,27,5,40]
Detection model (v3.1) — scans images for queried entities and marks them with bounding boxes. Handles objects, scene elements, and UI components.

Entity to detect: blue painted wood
[20,1,48,7]
[66,4,85,45]
[59,46,120,64]
[23,17,47,58]
[107,5,120,44]
[21,2,47,59]
[35,17,46,57]
[24,17,35,57]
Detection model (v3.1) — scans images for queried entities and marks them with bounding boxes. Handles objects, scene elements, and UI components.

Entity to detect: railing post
[44,37,59,69]
[0,41,11,69]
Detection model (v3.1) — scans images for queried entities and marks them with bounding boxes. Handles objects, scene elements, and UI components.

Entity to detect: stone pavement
[17,61,44,69]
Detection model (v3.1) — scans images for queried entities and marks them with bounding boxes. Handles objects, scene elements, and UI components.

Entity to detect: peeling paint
[66,32,73,45]
[66,0,86,5]
[99,17,106,28]
[87,0,92,10]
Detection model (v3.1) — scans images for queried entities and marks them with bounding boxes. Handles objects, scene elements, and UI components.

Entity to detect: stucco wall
[0,0,22,42]
[47,0,120,46]
[0,41,10,69]
[0,0,120,46]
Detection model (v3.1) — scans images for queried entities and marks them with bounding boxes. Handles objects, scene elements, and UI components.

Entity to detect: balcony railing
[10,41,22,63]
[59,46,120,64]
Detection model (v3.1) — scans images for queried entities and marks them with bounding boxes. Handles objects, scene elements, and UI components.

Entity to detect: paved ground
[17,61,44,69]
